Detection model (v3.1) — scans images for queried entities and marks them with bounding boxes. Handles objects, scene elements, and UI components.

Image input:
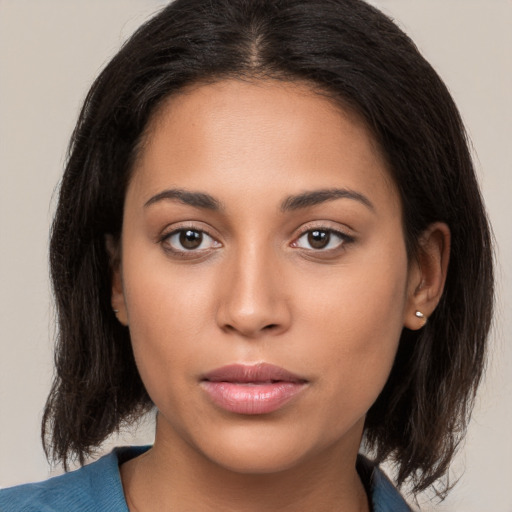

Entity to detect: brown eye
[293,228,353,251]
[179,230,203,249]
[307,230,330,249]
[163,228,219,253]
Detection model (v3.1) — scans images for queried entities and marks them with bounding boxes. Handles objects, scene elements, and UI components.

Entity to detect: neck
[121,420,370,512]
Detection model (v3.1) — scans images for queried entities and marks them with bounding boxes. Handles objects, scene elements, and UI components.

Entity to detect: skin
[111,79,450,512]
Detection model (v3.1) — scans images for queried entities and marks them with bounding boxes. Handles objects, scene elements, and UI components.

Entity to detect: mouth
[200,363,308,415]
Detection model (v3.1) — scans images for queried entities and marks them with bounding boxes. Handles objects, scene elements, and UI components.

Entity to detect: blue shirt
[0,447,411,511]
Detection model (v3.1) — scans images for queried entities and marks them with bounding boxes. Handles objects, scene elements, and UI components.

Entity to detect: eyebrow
[144,189,222,210]
[280,188,375,212]
[144,187,374,213]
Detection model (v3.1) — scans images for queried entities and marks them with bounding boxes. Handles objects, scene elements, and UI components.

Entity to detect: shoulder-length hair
[43,0,494,497]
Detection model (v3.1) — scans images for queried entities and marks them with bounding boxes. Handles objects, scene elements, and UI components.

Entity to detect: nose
[216,244,292,338]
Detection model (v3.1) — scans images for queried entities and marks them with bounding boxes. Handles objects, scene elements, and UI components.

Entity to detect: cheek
[125,244,216,331]
[121,254,219,399]
[294,249,409,410]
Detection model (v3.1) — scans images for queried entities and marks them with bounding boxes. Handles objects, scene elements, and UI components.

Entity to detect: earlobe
[404,222,450,330]
[105,234,129,326]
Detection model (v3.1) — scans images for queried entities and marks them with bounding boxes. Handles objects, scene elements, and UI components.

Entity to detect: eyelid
[290,222,356,251]
[158,222,222,255]
[158,221,220,241]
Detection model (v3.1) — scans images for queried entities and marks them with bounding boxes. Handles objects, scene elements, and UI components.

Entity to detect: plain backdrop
[0,1,511,510]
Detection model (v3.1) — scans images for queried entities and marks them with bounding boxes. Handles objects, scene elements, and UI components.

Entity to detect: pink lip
[200,363,308,415]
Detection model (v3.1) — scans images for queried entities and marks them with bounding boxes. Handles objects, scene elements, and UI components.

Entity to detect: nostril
[263,324,279,330]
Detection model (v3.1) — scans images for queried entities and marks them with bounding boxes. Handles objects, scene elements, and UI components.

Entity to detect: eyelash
[159,224,355,257]
[291,226,355,253]
[160,225,220,256]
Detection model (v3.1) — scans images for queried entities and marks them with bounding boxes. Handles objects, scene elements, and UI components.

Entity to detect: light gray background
[0,1,511,510]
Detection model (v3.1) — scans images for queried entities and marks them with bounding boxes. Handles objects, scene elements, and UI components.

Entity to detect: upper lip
[201,363,307,383]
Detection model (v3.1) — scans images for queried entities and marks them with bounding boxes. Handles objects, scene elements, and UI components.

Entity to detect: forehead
[128,79,399,213]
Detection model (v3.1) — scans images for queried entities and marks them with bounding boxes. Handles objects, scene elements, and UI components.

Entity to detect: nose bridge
[217,237,289,337]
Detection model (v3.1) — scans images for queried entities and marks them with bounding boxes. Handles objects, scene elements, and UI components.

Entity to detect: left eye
[293,229,349,250]
[164,229,219,252]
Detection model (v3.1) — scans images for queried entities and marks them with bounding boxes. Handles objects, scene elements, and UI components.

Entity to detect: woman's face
[114,79,419,473]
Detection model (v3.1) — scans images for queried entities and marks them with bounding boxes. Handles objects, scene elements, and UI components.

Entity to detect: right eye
[162,229,220,253]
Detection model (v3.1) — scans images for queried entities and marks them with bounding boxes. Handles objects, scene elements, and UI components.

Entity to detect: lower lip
[200,381,306,415]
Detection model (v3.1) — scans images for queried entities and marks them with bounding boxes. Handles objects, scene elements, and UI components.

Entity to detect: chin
[191,421,340,476]
[206,444,309,475]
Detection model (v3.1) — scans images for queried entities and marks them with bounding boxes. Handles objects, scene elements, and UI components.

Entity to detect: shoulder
[0,446,149,512]
[357,455,413,512]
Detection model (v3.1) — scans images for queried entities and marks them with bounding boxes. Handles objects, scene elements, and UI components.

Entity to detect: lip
[200,363,308,415]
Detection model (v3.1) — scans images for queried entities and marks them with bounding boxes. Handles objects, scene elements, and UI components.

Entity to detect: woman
[0,0,494,510]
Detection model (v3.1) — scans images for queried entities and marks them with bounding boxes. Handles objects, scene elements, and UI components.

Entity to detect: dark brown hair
[43,0,494,497]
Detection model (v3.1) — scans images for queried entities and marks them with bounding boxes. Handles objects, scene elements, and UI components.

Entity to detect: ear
[105,234,129,326]
[404,222,450,330]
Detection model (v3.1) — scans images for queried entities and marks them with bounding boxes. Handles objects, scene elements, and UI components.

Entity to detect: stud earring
[415,310,427,326]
